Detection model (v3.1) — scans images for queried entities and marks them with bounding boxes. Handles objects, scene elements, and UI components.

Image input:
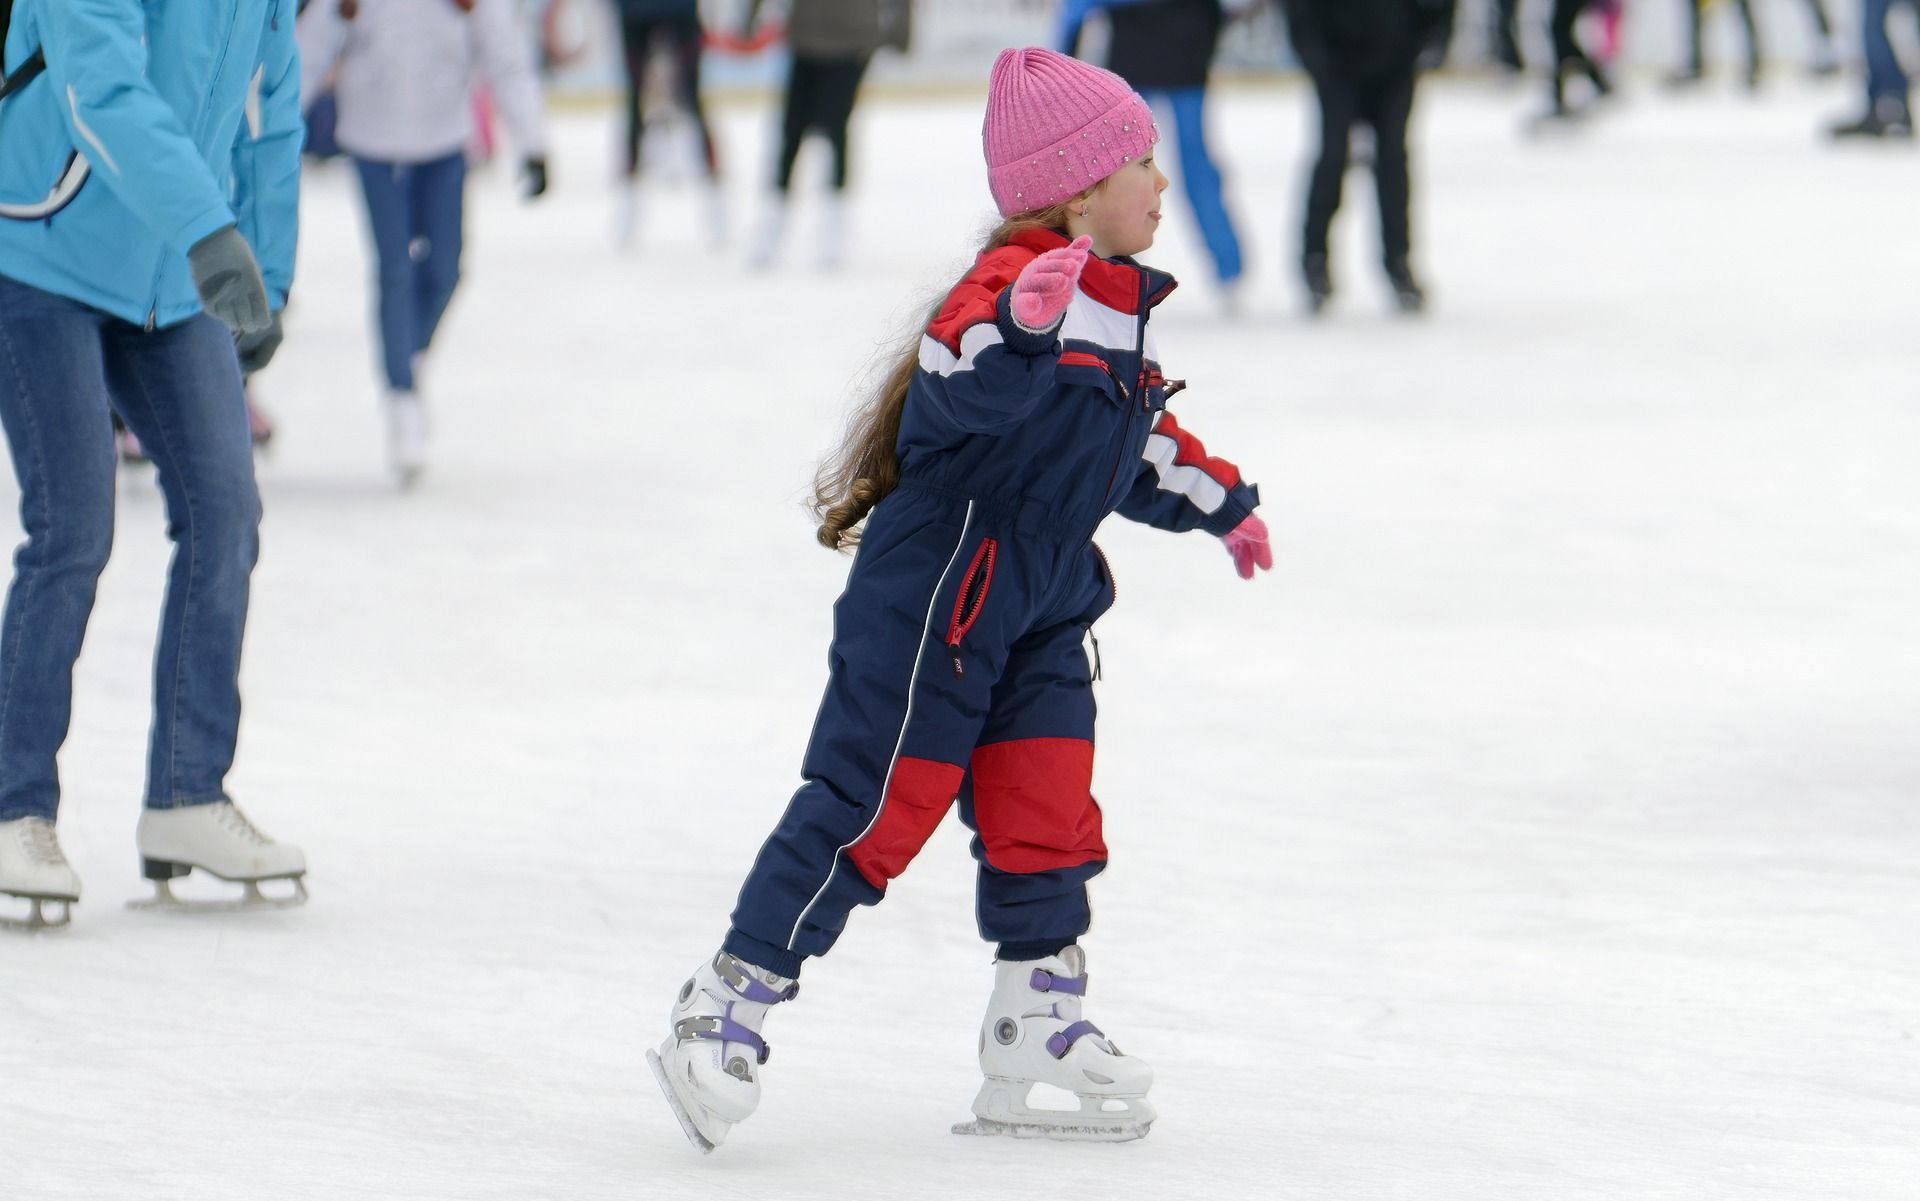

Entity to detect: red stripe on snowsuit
[926,247,1031,356]
[969,737,1108,874]
[846,756,966,889]
[1153,411,1241,489]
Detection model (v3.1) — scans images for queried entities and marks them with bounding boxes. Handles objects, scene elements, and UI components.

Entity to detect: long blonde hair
[812,199,1081,551]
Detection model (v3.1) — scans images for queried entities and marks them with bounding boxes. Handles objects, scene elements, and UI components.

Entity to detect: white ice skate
[128,801,307,911]
[386,389,428,488]
[744,199,785,269]
[952,946,1155,1142]
[0,817,81,930]
[613,180,640,249]
[647,951,798,1153]
[701,178,729,249]
[815,193,845,270]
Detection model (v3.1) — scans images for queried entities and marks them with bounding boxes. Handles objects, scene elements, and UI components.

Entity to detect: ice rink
[5,74,1918,1200]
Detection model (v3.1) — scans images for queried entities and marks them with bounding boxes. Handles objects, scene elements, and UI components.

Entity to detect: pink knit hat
[982,47,1157,218]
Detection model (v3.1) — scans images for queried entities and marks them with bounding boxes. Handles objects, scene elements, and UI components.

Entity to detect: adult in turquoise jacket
[0,0,309,923]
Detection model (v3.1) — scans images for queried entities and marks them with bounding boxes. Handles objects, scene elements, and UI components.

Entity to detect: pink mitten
[1221,513,1273,580]
[1009,235,1093,332]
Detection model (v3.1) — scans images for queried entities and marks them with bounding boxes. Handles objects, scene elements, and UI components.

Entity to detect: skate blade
[646,1048,717,1155]
[951,1115,1153,1143]
[126,875,308,913]
[0,895,75,931]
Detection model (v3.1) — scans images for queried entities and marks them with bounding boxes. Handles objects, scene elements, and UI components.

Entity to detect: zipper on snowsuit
[945,537,998,678]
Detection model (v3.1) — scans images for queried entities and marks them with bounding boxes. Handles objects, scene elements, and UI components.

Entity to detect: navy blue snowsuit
[725,229,1262,978]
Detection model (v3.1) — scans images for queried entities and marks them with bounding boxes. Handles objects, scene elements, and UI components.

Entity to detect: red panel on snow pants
[969,737,1107,874]
[847,756,966,889]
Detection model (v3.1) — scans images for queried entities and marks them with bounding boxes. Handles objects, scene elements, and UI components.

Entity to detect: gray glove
[235,310,283,375]
[187,225,271,337]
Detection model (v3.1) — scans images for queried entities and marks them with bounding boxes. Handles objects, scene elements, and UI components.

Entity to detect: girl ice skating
[649,46,1273,1150]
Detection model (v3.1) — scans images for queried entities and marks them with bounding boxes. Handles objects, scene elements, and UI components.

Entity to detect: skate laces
[215,803,273,846]
[20,818,69,866]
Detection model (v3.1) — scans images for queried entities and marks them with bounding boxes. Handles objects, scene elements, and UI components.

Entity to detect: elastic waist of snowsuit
[891,479,1095,540]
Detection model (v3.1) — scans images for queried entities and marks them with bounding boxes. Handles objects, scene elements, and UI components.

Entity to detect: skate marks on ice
[951,1079,1156,1144]
[647,1048,717,1155]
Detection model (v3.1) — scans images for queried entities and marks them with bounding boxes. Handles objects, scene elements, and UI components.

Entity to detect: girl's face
[1070,154,1169,260]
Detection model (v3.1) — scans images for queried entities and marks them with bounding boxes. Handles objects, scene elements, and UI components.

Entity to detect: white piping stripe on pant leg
[787,500,976,952]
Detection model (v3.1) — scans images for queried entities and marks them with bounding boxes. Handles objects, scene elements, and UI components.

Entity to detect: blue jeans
[354,153,466,392]
[0,274,261,820]
[1148,88,1244,285]
[1865,0,1914,103]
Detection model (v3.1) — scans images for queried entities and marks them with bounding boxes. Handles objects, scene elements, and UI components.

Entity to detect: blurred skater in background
[1493,0,1525,71]
[1545,0,1613,119]
[1829,0,1918,137]
[1060,0,1247,312]
[611,0,726,248]
[741,0,912,268]
[298,0,550,487]
[1667,0,1762,88]
[1283,0,1455,314]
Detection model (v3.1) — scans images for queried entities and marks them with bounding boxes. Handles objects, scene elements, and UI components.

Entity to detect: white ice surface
[4,78,1918,1200]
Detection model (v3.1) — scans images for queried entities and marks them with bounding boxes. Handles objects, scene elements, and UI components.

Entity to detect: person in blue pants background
[0,0,309,927]
[298,0,549,487]
[1830,0,1918,138]
[1060,0,1246,311]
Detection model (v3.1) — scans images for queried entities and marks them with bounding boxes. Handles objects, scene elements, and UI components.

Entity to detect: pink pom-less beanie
[982,47,1157,218]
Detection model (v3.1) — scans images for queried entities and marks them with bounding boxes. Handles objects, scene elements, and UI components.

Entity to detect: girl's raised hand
[1009,235,1094,332]
[1221,513,1273,580]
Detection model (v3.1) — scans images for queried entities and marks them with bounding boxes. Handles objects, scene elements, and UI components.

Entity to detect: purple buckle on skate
[675,1015,773,1064]
[1030,968,1087,996]
[1045,1020,1103,1059]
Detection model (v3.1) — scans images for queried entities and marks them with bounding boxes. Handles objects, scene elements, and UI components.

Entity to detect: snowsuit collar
[1005,227,1179,316]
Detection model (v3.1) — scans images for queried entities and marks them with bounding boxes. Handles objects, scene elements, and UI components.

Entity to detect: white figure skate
[0,817,81,930]
[648,951,798,1153]
[128,801,307,911]
[613,179,640,249]
[815,193,845,270]
[952,946,1155,1141]
[386,389,428,489]
[744,198,786,270]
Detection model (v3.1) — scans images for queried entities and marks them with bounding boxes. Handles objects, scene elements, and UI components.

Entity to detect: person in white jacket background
[298,0,549,487]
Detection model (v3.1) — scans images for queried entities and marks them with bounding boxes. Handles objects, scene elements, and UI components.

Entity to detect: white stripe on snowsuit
[787,502,978,950]
[1139,421,1228,515]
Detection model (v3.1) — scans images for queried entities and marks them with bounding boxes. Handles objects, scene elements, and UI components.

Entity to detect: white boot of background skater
[0,817,81,930]
[649,950,798,1152]
[744,196,786,269]
[385,388,428,488]
[131,800,307,910]
[952,945,1155,1141]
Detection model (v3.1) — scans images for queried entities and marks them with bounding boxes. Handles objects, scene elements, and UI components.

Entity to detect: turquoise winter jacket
[0,0,301,329]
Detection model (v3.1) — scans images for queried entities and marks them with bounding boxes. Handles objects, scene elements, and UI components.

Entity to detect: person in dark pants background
[613,0,723,247]
[1494,0,1524,71]
[1670,0,1837,87]
[1060,0,1246,309]
[1670,0,1762,88]
[1545,0,1612,119]
[742,0,912,268]
[1282,0,1454,315]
